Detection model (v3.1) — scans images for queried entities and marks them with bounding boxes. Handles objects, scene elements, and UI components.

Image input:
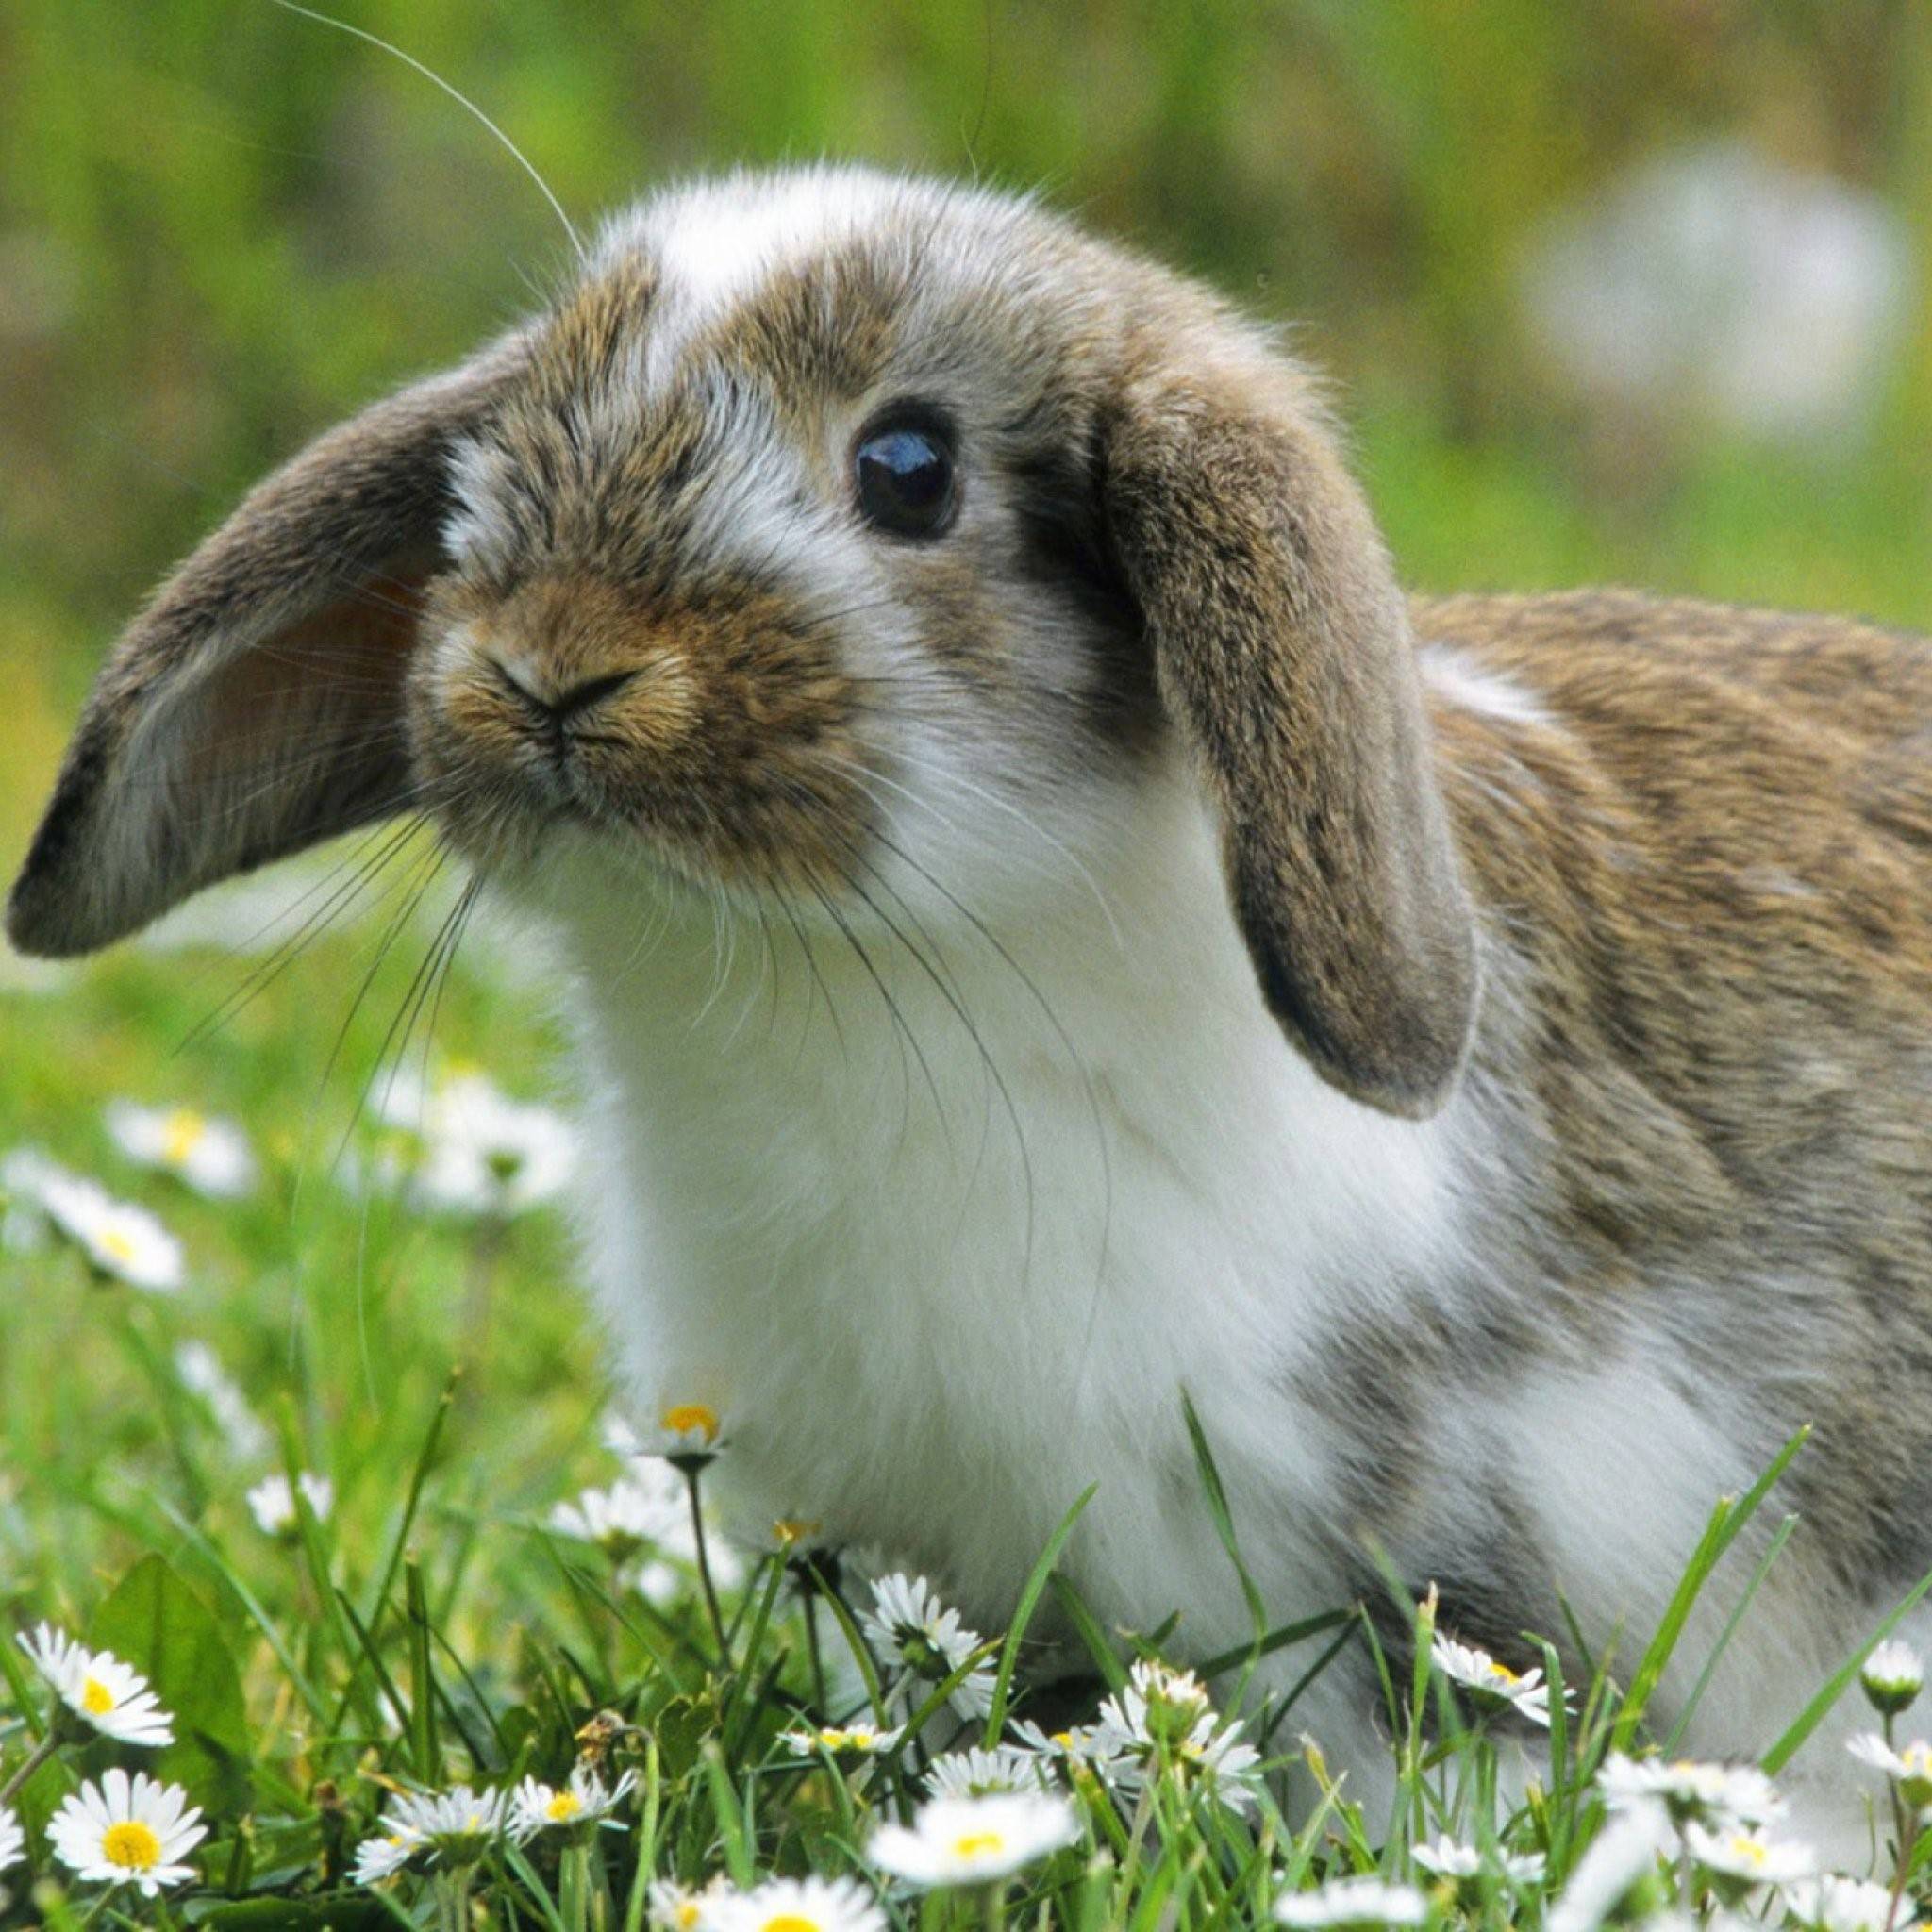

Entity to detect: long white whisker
[268,0,583,263]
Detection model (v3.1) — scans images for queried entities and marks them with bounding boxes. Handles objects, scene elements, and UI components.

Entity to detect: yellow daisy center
[99,1228,138,1265]
[1485,1661,1522,1686]
[673,1907,702,1931]
[1729,1836,1766,1866]
[660,1403,719,1444]
[1051,1730,1074,1748]
[162,1109,207,1163]
[773,1516,820,1546]
[101,1821,162,1871]
[953,1830,1006,1858]
[545,1791,583,1823]
[760,1918,821,1932]
[80,1674,116,1715]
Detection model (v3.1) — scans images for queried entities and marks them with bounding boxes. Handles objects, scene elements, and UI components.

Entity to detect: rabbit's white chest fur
[531,743,1859,1807]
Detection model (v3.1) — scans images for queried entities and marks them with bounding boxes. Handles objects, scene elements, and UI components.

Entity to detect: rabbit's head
[8,167,1477,1116]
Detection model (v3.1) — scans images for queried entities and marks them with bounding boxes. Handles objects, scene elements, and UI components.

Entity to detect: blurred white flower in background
[1787,1874,1924,1932]
[1521,140,1911,442]
[173,1341,273,1461]
[375,1065,575,1216]
[550,1475,685,1564]
[245,1471,335,1539]
[6,1154,186,1291]
[105,1102,256,1198]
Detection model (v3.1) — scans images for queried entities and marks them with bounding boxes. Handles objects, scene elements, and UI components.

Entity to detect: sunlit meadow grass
[1,887,1929,1932]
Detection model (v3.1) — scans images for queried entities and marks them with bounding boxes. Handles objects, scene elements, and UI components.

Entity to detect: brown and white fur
[12,166,1931,1850]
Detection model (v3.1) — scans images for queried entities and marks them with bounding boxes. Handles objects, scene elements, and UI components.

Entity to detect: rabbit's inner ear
[151,552,433,858]
[11,548,437,959]
[8,356,508,959]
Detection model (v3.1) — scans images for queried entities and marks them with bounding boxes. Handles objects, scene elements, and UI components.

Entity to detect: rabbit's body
[12,167,1928,1840]
[552,589,1932,1834]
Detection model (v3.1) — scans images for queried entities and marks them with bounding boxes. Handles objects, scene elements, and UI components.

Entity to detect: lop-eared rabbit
[13,167,1928,1845]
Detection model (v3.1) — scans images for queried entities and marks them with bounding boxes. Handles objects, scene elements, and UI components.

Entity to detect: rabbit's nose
[493,659,638,724]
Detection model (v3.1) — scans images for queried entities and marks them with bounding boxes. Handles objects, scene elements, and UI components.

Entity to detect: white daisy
[245,1471,335,1539]
[624,1401,728,1467]
[1010,1717,1133,1780]
[550,1476,683,1564]
[1412,1834,1545,1886]
[105,1102,256,1198]
[0,1803,21,1876]
[18,1623,174,1747]
[1173,1710,1264,1813]
[1429,1634,1557,1726]
[869,1790,1078,1886]
[47,1769,206,1897]
[712,1874,886,1932]
[859,1574,996,1720]
[174,1341,271,1460]
[649,1876,731,1930]
[381,1784,509,1867]
[37,1169,184,1291]
[350,1828,422,1885]
[1274,1875,1430,1927]
[924,1746,1054,1799]
[779,1722,903,1757]
[509,1765,635,1839]
[1094,1657,1209,1748]
[1785,1874,1921,1932]
[379,1068,575,1216]
[1,1145,63,1251]
[1545,1806,1674,1932]
[1851,1732,1932,1817]
[1091,1660,1261,1812]
[1683,1821,1814,1884]
[1861,1641,1925,1717]
[1596,1753,1784,1827]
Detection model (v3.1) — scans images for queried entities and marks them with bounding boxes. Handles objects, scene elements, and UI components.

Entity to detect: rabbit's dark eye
[853,412,957,539]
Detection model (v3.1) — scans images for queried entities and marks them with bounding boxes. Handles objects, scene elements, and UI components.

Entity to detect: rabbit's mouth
[408,571,880,893]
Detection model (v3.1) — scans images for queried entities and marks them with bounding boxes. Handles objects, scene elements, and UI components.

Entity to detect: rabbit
[10,162,1931,1848]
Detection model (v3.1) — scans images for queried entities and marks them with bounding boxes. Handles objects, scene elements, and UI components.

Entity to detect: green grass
[0,909,1926,1928]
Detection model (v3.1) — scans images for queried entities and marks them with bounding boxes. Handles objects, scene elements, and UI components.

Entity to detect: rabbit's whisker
[268,0,583,264]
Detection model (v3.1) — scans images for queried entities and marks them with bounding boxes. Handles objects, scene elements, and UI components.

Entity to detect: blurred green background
[4,0,1931,883]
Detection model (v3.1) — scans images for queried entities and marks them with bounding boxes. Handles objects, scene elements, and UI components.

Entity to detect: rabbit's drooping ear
[7,349,517,958]
[1104,346,1478,1118]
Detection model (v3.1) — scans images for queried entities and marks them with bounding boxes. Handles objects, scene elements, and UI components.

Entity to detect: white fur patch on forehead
[591,165,1033,384]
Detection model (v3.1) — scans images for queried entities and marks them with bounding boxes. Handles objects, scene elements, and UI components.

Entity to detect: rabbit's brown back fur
[1424,590,1932,1592]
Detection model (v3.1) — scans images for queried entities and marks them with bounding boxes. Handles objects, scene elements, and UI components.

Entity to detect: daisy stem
[804,1589,827,1715]
[683,1468,730,1664]
[0,1725,59,1806]
[560,1838,586,1932]
[980,1879,1006,1932]
[1885,1715,1914,1907]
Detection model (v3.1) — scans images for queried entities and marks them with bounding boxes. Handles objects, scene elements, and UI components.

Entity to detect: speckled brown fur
[1419,591,1932,1587]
